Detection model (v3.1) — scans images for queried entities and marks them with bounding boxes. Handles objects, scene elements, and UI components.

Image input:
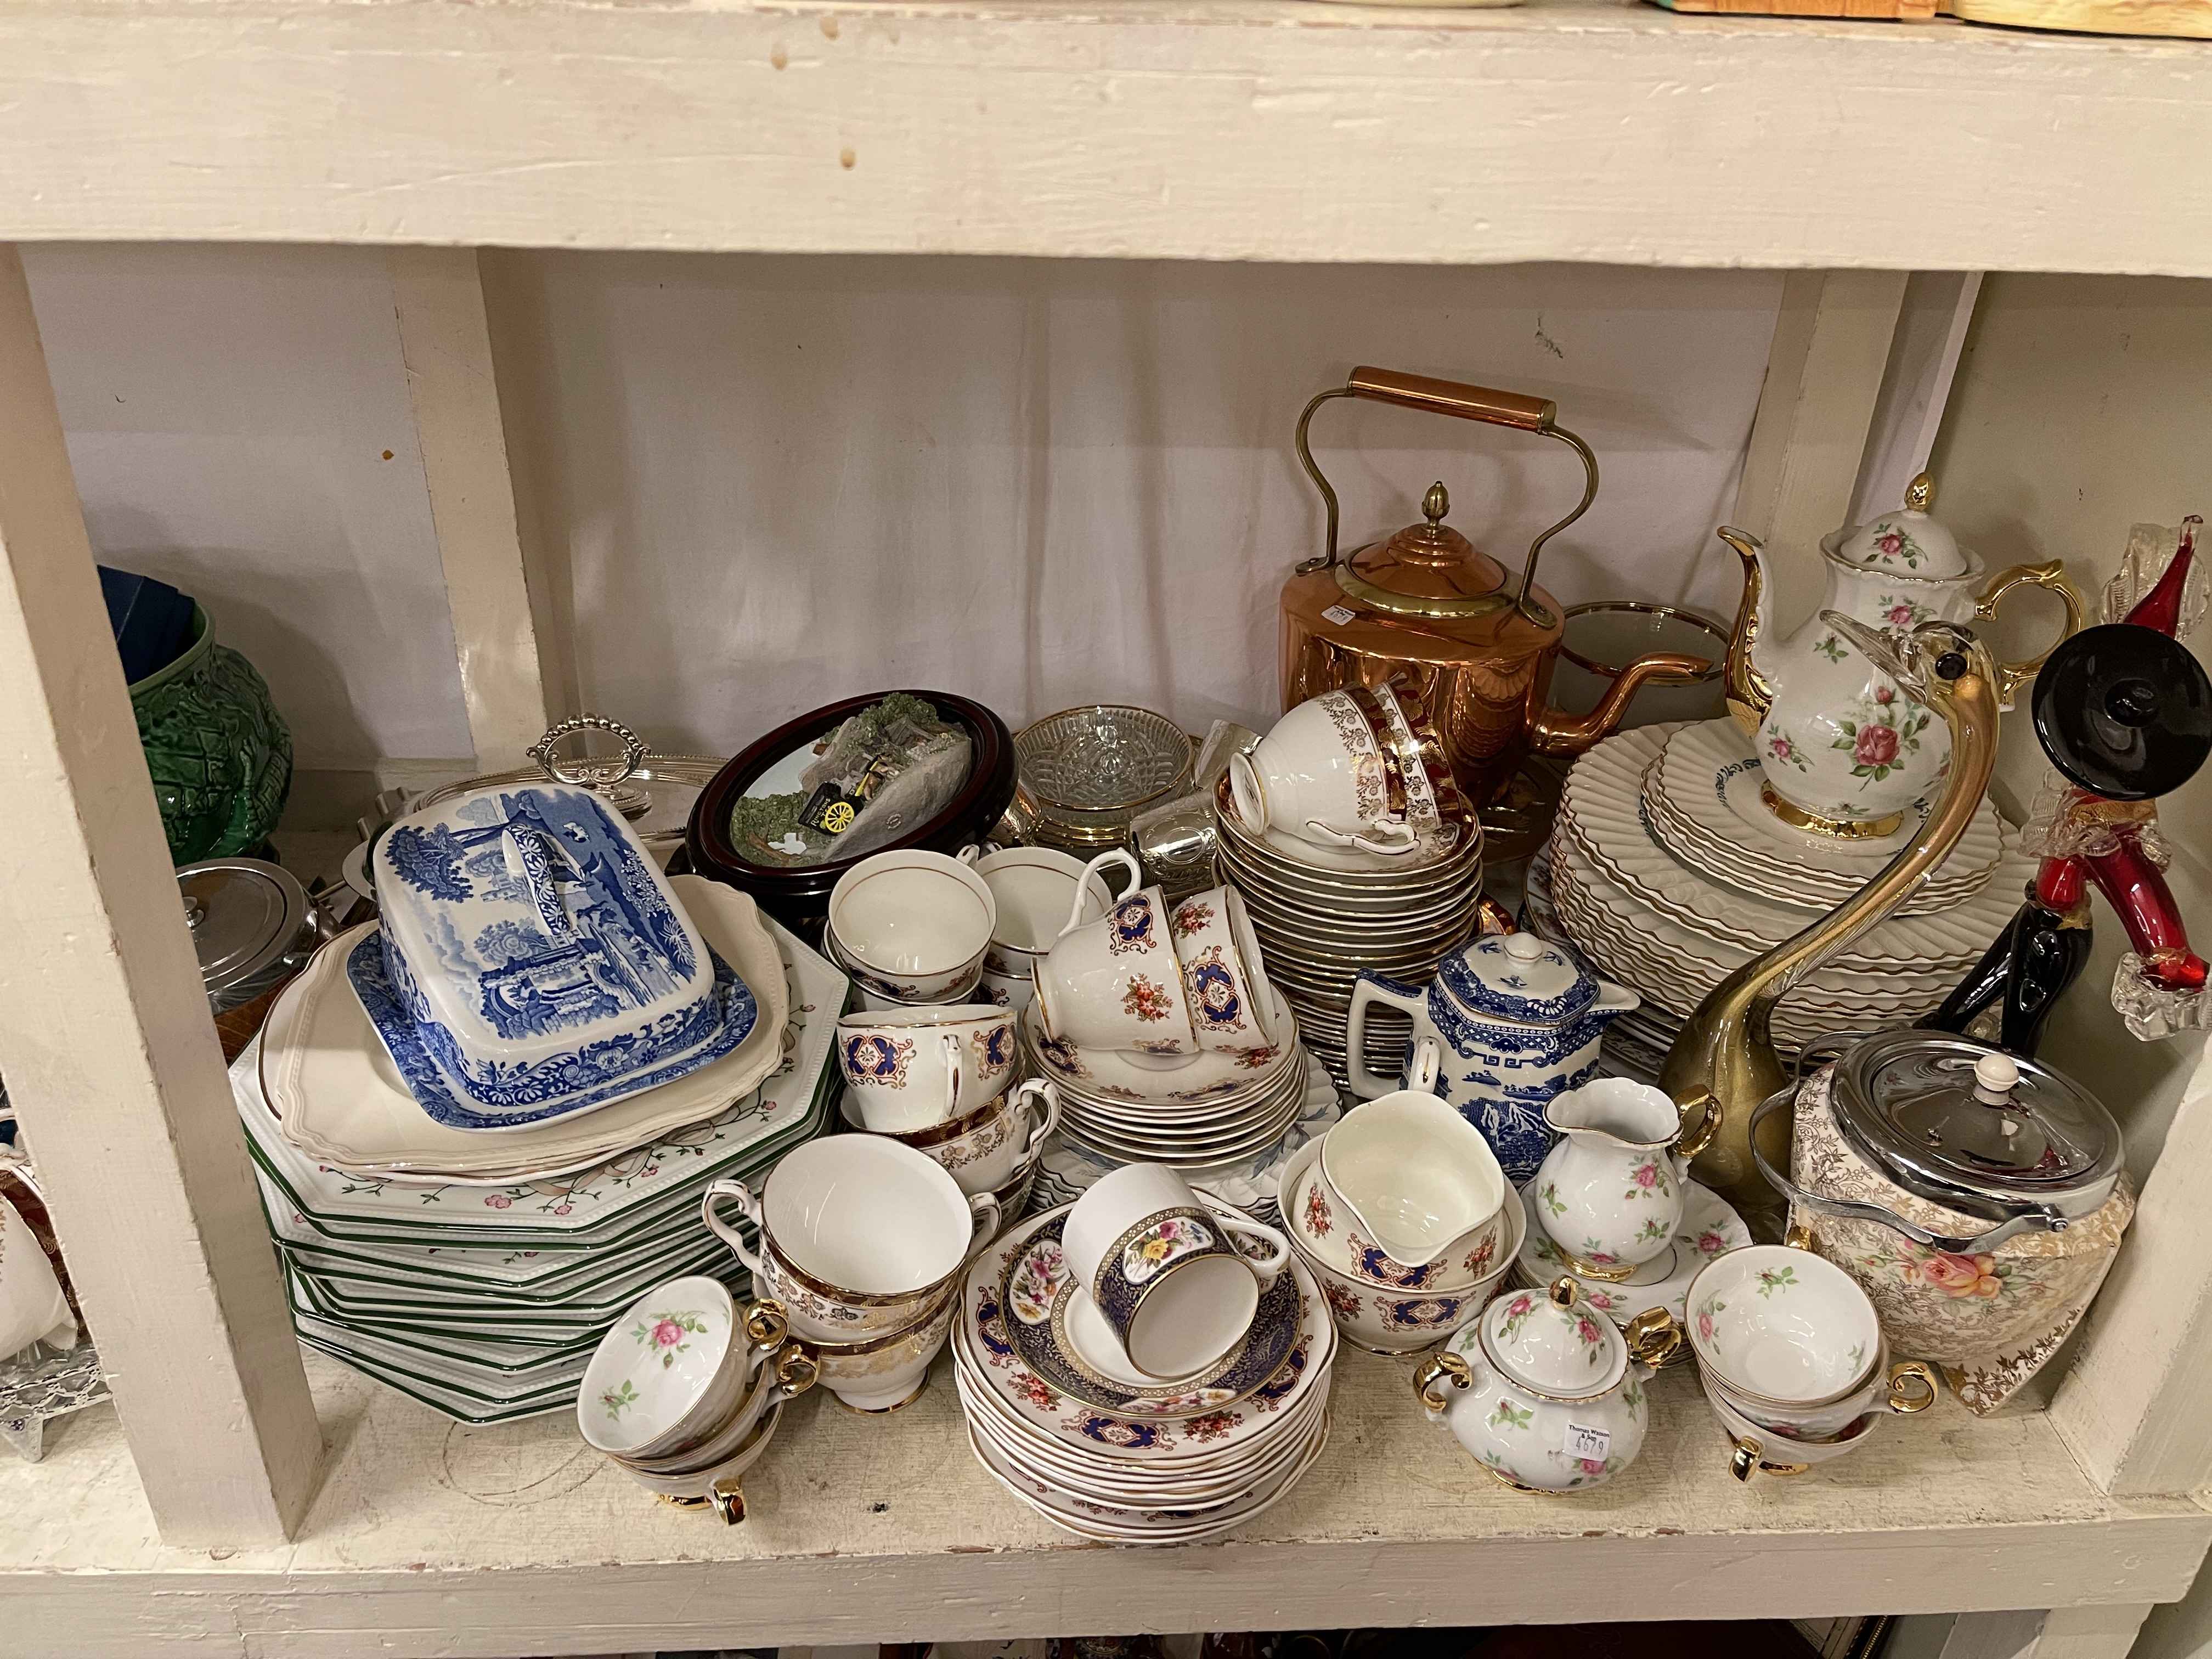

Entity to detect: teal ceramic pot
[128,605,292,863]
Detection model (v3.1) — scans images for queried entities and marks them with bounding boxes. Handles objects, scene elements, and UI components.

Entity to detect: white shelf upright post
[0,245,323,1545]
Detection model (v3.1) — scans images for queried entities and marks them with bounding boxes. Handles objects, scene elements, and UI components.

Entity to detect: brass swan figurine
[1661,612,2005,1223]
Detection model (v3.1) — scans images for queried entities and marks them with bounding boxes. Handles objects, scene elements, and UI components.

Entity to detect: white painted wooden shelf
[0,0,2209,273]
[2,1347,2205,1656]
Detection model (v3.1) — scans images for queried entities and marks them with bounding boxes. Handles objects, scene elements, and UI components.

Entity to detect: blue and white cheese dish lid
[367,783,746,1127]
[1436,932,1600,1025]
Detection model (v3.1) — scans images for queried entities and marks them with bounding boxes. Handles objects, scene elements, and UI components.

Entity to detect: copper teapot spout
[1717,526,1777,736]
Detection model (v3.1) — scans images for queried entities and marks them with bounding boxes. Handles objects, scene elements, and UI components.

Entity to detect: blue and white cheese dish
[359,784,754,1130]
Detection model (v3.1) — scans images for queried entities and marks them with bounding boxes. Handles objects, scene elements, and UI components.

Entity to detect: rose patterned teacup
[1166,884,1283,1058]
[1033,853,1201,1060]
[1061,1162,1291,1379]
[841,1077,1062,1197]
[577,1276,791,1459]
[1229,690,1421,857]
[703,1136,998,1343]
[836,1004,1017,1133]
[1684,1244,1928,1440]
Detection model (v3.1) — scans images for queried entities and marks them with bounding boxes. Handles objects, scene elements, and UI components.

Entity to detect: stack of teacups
[953,1163,1336,1543]
[575,1276,819,1522]
[1279,1054,1520,1356]
[825,849,997,1012]
[836,998,1056,1223]
[703,1135,998,1413]
[1684,1242,1937,1481]
[1212,686,1483,1087]
[1032,851,1284,1065]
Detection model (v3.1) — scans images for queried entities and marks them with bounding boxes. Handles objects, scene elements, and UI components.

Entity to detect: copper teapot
[1279,367,1706,806]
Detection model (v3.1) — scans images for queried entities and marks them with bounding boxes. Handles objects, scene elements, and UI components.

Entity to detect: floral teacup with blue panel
[1060,1162,1291,1380]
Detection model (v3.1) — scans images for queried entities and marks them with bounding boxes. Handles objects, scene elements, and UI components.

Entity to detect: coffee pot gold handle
[1293,366,1597,628]
[1976,560,2087,709]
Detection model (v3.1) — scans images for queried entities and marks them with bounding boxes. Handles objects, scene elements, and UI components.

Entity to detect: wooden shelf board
[3,1348,2206,1657]
[0,0,2210,271]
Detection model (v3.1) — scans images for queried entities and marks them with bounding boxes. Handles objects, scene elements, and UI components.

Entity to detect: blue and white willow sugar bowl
[359,783,754,1130]
[1345,932,1637,1183]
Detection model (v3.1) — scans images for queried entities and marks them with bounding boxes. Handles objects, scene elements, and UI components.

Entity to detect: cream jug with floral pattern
[1718,473,2083,837]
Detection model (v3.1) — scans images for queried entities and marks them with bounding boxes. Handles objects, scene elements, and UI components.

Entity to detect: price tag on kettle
[1321,605,1358,628]
[1564,1421,1612,1462]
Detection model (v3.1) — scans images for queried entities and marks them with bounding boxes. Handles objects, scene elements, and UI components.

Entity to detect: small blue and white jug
[1346,932,1638,1184]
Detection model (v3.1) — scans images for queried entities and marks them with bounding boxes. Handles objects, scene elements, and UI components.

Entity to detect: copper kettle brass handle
[1293,366,1597,628]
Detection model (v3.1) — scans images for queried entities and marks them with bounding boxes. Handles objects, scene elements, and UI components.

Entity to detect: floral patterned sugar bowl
[1718,470,2083,837]
[366,782,755,1128]
[1413,1274,1680,1493]
[1754,1031,2134,1414]
[1348,931,1637,1184]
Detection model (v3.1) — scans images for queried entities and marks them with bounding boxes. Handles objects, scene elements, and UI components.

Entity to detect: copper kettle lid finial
[1425,481,1450,524]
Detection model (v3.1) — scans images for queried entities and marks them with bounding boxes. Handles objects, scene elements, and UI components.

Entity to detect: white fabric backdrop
[29,247,1784,768]
[488,253,1784,756]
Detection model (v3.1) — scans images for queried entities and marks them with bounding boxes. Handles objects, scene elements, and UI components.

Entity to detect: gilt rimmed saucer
[1511,1175,1750,1331]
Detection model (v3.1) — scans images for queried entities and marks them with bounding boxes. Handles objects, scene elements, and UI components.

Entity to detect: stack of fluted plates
[1029,1049,1341,1224]
[235,909,846,1423]
[953,1189,1335,1543]
[1211,775,1483,1087]
[1541,721,2030,1060]
[1020,994,1310,1169]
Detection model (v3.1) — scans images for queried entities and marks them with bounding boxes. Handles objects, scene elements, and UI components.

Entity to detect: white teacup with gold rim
[793,1287,960,1413]
[1229,690,1421,857]
[836,1003,1018,1133]
[841,1077,1062,1197]
[827,848,997,1005]
[703,1136,998,1343]
[976,845,1117,978]
[1034,851,1201,1060]
[577,1276,789,1461]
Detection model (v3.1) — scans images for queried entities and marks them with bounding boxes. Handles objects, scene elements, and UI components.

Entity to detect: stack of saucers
[953,1188,1335,1543]
[1019,994,1310,1170]
[1212,775,1483,1087]
[1030,1056,1340,1224]
[1543,723,2029,1055]
[235,906,844,1423]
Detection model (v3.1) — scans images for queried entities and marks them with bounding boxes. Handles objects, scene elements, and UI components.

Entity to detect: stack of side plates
[1210,776,1483,1087]
[1538,723,2030,1059]
[235,916,846,1423]
[1019,995,1310,1169]
[953,1192,1335,1544]
[1029,1050,1341,1224]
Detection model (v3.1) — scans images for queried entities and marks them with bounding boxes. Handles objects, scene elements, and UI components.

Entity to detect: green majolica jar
[128,604,292,863]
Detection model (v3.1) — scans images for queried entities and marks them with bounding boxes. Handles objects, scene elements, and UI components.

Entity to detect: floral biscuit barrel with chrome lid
[1763,1031,2134,1412]
[370,782,749,1122]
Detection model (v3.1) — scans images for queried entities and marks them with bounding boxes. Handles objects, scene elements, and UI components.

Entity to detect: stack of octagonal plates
[954,1190,1334,1543]
[233,918,846,1423]
[1211,775,1483,1087]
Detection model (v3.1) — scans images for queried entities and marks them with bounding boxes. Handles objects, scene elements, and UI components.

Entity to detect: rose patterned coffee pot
[1719,472,2084,837]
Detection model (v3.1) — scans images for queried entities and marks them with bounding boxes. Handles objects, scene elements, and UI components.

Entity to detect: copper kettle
[1279,367,1706,806]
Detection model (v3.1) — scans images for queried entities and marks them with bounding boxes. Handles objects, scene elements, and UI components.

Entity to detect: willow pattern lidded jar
[1414,1276,1679,1493]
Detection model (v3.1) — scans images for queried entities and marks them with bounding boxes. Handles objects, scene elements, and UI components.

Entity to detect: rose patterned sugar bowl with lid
[1753,1030,2135,1413]
[1347,931,1638,1183]
[1413,1275,1681,1493]
[365,782,755,1130]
